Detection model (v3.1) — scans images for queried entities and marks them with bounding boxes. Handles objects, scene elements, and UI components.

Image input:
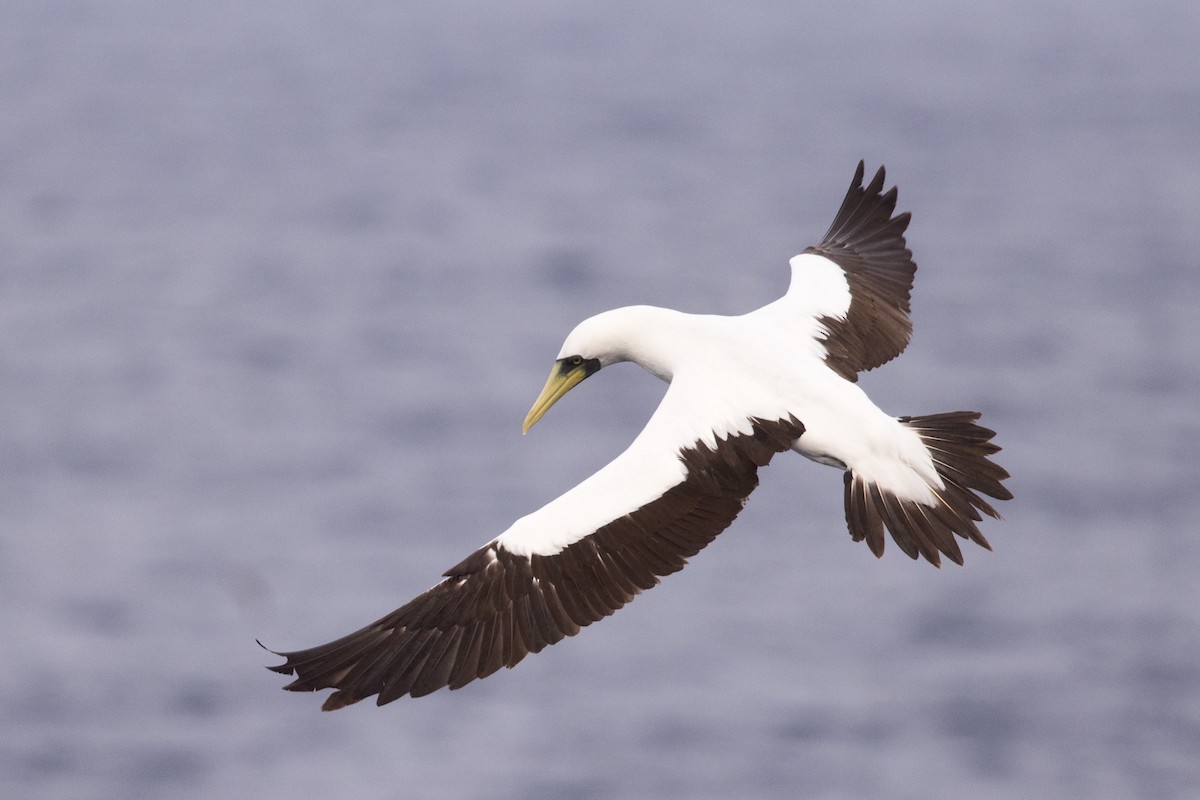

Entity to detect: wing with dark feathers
[806,161,917,381]
[265,415,803,709]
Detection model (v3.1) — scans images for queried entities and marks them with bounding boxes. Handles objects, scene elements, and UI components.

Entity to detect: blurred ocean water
[2,1,1199,798]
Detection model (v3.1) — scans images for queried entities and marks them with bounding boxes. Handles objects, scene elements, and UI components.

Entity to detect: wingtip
[850,159,889,190]
[257,638,301,675]
[321,693,353,712]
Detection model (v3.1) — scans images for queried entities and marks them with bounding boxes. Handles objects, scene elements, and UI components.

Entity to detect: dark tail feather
[843,411,1011,567]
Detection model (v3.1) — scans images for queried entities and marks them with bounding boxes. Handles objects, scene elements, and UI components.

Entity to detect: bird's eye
[570,356,583,366]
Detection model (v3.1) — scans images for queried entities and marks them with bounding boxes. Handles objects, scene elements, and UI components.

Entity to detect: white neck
[563,305,694,382]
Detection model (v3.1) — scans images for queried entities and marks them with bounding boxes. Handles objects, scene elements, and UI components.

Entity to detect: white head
[523,306,676,432]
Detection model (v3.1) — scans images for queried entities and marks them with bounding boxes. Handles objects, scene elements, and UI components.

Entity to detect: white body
[268,163,1012,708]
[497,253,941,558]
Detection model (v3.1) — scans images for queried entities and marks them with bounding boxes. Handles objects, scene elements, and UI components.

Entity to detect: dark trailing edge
[266,415,805,709]
[805,161,917,382]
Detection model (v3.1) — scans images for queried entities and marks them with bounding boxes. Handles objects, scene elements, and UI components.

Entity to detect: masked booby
[266,162,1012,709]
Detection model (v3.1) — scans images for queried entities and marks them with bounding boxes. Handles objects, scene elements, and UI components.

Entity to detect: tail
[843,411,1012,567]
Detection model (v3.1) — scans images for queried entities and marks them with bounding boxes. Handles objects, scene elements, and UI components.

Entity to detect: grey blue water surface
[3,1,1199,798]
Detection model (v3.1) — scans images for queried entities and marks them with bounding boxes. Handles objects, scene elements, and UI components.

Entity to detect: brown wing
[805,161,917,381]
[266,415,804,709]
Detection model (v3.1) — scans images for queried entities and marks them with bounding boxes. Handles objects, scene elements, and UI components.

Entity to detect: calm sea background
[3,2,1199,798]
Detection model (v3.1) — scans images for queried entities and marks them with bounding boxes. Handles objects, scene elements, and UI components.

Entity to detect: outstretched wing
[266,414,803,709]
[787,161,917,381]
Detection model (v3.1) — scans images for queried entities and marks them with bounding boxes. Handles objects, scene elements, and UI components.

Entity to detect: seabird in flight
[266,161,1012,709]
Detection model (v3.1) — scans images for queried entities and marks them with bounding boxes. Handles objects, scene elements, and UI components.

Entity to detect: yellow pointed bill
[523,360,591,433]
